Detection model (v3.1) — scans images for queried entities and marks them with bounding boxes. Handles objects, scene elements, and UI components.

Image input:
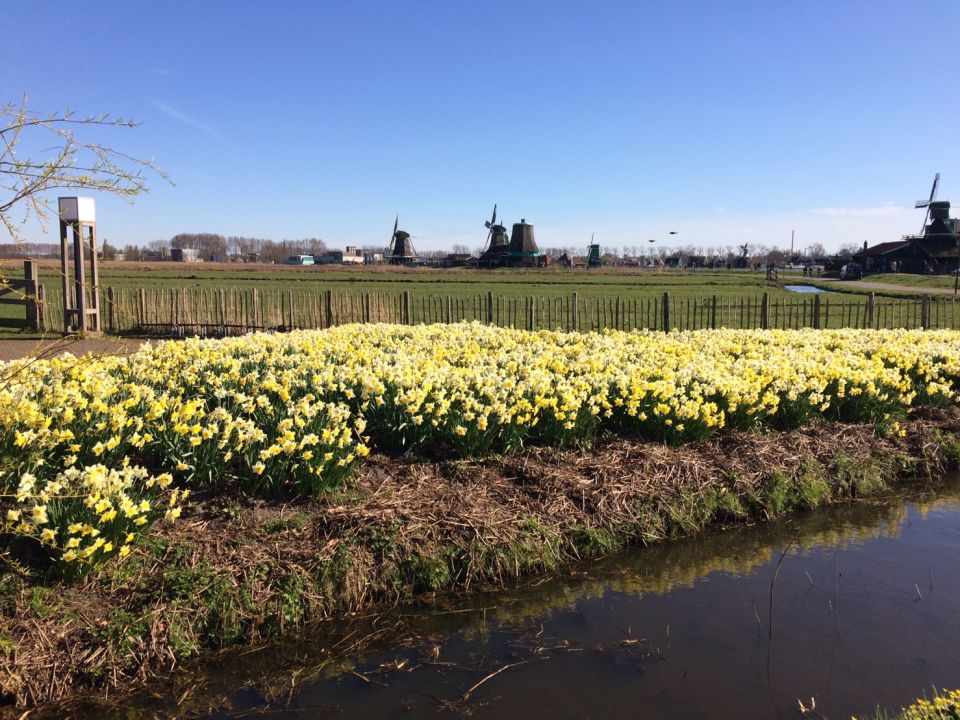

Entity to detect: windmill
[482,204,509,252]
[916,173,940,234]
[387,215,418,265]
[478,204,510,266]
[587,232,602,267]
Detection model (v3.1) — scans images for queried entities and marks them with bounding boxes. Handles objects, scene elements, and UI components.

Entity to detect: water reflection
[77,481,960,720]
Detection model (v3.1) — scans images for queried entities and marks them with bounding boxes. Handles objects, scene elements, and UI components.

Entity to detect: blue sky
[3,0,958,253]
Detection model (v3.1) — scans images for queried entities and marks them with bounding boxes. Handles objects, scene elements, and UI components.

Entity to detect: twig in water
[462,660,530,700]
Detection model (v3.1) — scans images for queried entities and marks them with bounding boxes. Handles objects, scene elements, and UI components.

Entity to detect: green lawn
[14,262,958,335]
[14,262,803,299]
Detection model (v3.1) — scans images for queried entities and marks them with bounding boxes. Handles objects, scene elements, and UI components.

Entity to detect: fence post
[711,295,717,329]
[446,295,452,324]
[23,260,39,331]
[662,292,670,331]
[813,294,821,329]
[486,291,494,325]
[37,285,46,332]
[403,290,411,325]
[107,287,116,333]
[325,289,334,328]
[922,295,929,329]
[760,292,769,329]
[572,292,579,332]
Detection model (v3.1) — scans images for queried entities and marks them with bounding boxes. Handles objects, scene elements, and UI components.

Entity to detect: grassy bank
[2,407,960,712]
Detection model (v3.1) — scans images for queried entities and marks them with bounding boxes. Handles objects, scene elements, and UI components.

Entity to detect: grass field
[7,260,960,335]
[1,259,804,299]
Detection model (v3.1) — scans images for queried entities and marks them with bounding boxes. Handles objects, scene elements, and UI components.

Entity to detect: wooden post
[59,220,73,333]
[486,291,494,324]
[922,295,930,329]
[867,292,875,329]
[813,294,821,329]
[325,289,334,328]
[107,286,116,333]
[711,295,717,329]
[571,292,579,332]
[37,285,46,332]
[22,261,39,331]
[86,225,101,333]
[72,225,88,331]
[760,292,769,329]
[288,290,296,329]
[662,291,670,331]
[403,290,411,325]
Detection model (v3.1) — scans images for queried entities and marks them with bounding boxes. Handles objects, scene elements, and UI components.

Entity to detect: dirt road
[0,336,147,363]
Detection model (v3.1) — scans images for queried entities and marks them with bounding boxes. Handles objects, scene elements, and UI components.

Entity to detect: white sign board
[58,196,96,222]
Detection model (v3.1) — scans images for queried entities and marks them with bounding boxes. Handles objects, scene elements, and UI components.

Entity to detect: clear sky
[3,0,959,253]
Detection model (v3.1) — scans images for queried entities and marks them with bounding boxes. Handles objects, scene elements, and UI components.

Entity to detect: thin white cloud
[152,100,222,140]
[811,204,907,218]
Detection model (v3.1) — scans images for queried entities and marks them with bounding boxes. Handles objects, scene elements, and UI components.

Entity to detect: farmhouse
[314,246,364,265]
[855,198,959,274]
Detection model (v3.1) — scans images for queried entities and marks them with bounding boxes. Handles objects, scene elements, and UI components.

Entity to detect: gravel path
[0,336,148,363]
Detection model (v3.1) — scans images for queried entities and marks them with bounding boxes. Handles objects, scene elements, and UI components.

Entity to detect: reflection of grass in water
[95,483,959,719]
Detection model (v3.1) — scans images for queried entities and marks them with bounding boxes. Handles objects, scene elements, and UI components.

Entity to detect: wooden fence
[35,287,959,336]
[0,261,44,331]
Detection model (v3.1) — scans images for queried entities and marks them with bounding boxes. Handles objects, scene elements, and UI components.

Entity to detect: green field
[5,261,958,336]
[8,261,804,299]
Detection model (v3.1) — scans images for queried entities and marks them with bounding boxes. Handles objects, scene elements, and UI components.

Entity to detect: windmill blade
[485,203,498,230]
[919,173,940,234]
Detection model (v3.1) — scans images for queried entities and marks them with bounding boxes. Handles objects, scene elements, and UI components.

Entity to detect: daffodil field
[2,323,960,575]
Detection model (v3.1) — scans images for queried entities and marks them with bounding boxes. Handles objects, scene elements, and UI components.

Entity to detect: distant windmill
[915,173,941,234]
[387,215,418,265]
[738,243,750,258]
[481,204,508,253]
[587,232,601,267]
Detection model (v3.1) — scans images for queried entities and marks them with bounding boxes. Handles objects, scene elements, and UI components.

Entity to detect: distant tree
[451,243,471,255]
[837,242,860,259]
[122,243,142,261]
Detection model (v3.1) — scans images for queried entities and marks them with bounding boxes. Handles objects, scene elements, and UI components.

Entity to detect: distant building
[285,254,315,265]
[854,196,959,274]
[364,251,384,264]
[171,247,201,262]
[440,253,473,268]
[314,246,365,265]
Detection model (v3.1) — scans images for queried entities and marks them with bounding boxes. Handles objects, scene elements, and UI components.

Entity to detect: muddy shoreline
[3,407,960,714]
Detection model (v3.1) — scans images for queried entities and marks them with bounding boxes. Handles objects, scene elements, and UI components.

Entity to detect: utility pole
[790,230,795,257]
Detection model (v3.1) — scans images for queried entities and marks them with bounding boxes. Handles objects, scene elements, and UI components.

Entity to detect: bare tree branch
[1,94,172,243]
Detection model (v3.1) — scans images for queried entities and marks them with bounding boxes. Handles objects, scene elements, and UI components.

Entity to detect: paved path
[815,279,959,296]
[0,336,148,363]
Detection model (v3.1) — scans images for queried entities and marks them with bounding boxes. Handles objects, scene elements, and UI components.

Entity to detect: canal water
[83,480,960,719]
[784,284,828,293]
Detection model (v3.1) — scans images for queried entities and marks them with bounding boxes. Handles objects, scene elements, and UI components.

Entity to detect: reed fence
[19,287,955,336]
